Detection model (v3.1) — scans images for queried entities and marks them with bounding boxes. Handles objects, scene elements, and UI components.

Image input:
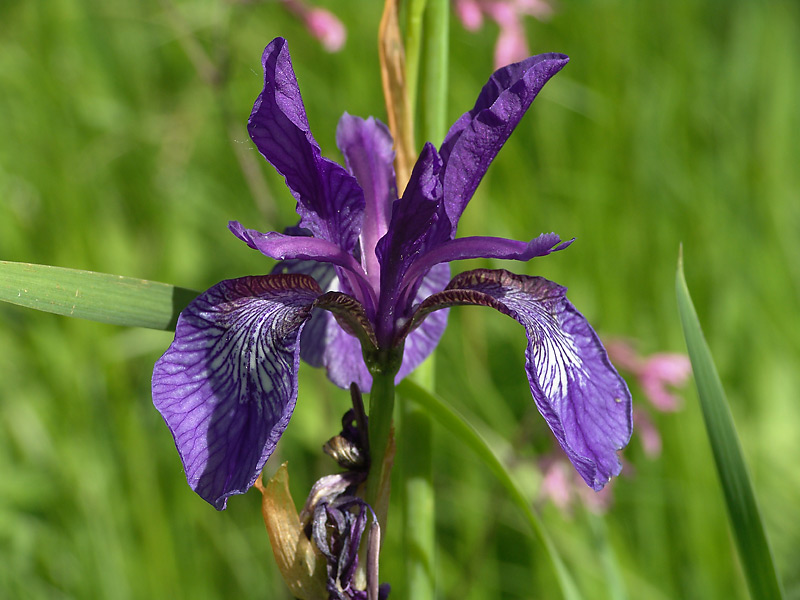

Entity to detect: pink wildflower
[454,0,555,68]
[539,456,616,515]
[605,339,692,412]
[280,0,346,53]
[605,339,692,458]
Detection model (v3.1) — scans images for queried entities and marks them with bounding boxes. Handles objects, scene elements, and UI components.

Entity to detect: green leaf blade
[0,261,198,331]
[676,251,785,600]
[397,378,583,600]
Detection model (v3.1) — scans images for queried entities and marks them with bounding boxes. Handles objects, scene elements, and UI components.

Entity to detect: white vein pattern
[424,270,631,491]
[495,277,632,490]
[152,275,319,509]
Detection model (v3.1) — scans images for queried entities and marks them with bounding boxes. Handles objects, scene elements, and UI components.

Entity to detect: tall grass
[1,0,798,598]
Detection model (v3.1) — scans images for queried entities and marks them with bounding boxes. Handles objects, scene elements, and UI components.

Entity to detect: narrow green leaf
[0,261,198,331]
[676,250,784,600]
[403,0,427,117]
[399,396,435,600]
[420,0,449,143]
[397,379,583,600]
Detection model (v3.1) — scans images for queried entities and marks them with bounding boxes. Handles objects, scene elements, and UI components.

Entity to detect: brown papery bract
[255,463,327,600]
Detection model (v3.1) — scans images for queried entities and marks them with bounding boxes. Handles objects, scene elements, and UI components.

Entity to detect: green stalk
[403,0,428,118]
[401,359,436,600]
[421,0,449,143]
[365,368,397,533]
[399,1,448,598]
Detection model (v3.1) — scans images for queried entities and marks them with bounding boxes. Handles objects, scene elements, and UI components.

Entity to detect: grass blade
[676,250,784,600]
[0,261,197,331]
[397,378,582,600]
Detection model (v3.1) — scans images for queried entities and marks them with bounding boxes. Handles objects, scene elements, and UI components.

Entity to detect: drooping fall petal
[152,274,321,509]
[255,463,328,600]
[409,269,632,490]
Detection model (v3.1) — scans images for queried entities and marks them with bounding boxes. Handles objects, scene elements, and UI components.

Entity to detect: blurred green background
[1,0,798,598]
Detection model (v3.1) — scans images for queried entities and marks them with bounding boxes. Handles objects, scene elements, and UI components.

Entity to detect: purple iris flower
[152,37,632,510]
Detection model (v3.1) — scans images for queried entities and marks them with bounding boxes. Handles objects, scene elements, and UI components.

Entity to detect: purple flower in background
[152,37,632,509]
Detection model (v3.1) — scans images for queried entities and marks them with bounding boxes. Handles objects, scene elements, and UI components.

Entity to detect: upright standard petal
[439,53,569,232]
[409,269,631,490]
[152,274,322,509]
[336,114,396,287]
[248,38,365,252]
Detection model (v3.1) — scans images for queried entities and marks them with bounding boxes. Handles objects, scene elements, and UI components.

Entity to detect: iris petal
[400,233,571,300]
[268,258,374,390]
[376,144,449,285]
[229,222,366,276]
[230,222,375,311]
[409,269,631,490]
[152,274,321,509]
[248,38,365,252]
[439,53,569,232]
[395,262,450,376]
[336,114,396,286]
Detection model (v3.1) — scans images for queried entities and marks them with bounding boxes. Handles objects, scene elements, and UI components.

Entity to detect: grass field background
[1,0,799,598]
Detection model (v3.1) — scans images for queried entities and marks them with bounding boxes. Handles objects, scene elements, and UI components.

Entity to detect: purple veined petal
[270,256,338,286]
[229,221,376,312]
[152,274,322,509]
[269,258,339,371]
[248,37,365,251]
[439,53,569,233]
[408,269,632,490]
[336,114,397,289]
[313,313,374,391]
[399,232,572,305]
[270,257,375,391]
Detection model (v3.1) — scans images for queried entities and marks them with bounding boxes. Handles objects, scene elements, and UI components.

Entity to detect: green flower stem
[398,2,449,597]
[401,359,436,600]
[365,366,398,533]
[421,0,449,143]
[398,1,448,597]
[403,0,427,120]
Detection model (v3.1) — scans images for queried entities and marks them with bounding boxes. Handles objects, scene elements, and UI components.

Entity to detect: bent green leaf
[397,378,582,600]
[676,250,784,600]
[0,261,198,331]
